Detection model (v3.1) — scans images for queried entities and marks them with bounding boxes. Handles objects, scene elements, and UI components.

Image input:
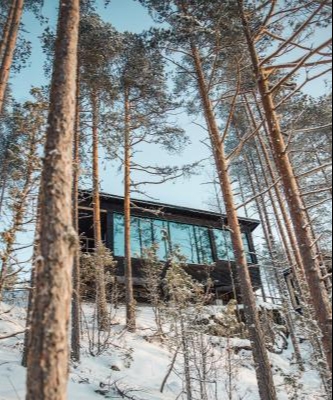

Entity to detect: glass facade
[113,213,254,264]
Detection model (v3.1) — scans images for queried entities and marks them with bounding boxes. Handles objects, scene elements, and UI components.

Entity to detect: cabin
[79,191,262,303]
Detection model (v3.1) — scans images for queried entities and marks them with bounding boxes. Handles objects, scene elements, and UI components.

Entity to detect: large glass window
[114,213,125,257]
[214,229,235,261]
[113,213,214,264]
[242,233,254,263]
[214,229,254,263]
[113,213,254,264]
[169,222,198,264]
[130,217,142,258]
[194,226,214,264]
[152,219,170,261]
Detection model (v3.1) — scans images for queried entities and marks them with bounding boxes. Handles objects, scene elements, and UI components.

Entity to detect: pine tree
[0,93,47,298]
[238,0,333,372]
[78,14,121,331]
[0,0,44,114]
[138,2,278,398]
[26,1,80,399]
[108,32,191,331]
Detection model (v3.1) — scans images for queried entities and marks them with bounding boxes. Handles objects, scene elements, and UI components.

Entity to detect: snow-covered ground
[0,300,327,400]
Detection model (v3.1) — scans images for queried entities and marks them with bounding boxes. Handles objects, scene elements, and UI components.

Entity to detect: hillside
[0,299,326,400]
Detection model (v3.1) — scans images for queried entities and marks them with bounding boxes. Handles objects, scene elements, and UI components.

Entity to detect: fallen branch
[160,345,181,393]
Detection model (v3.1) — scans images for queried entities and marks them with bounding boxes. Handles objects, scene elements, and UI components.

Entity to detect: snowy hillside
[0,300,326,400]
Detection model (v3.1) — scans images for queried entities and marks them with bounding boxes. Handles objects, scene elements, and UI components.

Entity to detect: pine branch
[268,38,333,94]
[236,178,282,210]
[259,0,330,66]
[296,163,332,179]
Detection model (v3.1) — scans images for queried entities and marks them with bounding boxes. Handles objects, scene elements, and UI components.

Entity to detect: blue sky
[11,0,332,218]
[13,0,217,213]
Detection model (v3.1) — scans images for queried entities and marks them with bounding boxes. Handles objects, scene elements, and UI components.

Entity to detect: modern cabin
[79,191,262,303]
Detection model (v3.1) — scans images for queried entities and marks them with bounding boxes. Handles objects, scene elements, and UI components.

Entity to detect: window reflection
[113,213,254,265]
[242,233,254,263]
[214,229,235,261]
[114,214,125,257]
[152,219,170,260]
[195,226,214,264]
[213,229,254,263]
[169,222,198,264]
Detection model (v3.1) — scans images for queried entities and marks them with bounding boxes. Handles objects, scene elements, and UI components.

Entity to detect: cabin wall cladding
[79,191,262,302]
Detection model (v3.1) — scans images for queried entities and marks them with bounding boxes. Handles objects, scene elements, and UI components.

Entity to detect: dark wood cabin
[79,191,262,303]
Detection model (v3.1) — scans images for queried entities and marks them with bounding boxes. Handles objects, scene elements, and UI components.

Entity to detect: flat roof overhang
[79,190,260,232]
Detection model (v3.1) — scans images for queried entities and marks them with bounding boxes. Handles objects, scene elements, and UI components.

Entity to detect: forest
[0,0,332,399]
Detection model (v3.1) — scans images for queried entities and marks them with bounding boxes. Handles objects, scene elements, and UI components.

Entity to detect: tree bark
[26,1,80,399]
[71,64,81,362]
[91,89,109,331]
[247,149,304,370]
[124,84,136,332]
[189,41,278,400]
[0,0,24,115]
[22,190,42,368]
[0,0,16,62]
[239,1,333,372]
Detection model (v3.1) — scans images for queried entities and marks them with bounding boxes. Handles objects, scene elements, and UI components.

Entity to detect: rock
[111,365,121,372]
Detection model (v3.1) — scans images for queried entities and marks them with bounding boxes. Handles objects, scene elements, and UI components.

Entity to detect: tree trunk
[190,41,278,400]
[0,0,24,115]
[91,89,109,331]
[0,143,10,216]
[71,65,81,362]
[124,84,136,332]
[0,0,16,61]
[239,2,333,372]
[22,190,42,368]
[26,1,79,399]
[246,149,304,370]
[180,317,193,400]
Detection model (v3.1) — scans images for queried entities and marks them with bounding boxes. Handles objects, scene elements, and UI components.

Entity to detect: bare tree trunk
[0,0,24,115]
[71,65,81,362]
[239,2,333,371]
[246,149,304,370]
[0,0,16,62]
[180,317,193,400]
[0,143,10,216]
[91,89,109,331]
[26,1,79,399]
[189,40,278,400]
[22,190,42,368]
[124,84,136,332]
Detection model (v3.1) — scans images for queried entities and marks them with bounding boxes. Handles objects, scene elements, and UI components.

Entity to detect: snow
[0,300,327,400]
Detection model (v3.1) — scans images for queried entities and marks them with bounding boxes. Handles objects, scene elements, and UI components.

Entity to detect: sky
[13,0,219,214]
[9,0,333,248]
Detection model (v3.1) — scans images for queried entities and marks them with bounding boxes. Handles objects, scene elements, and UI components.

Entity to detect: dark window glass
[242,233,254,263]
[114,213,215,265]
[214,229,254,263]
[152,219,170,260]
[114,213,125,257]
[194,226,214,264]
[214,229,235,261]
[139,218,154,254]
[169,222,198,264]
[130,217,142,258]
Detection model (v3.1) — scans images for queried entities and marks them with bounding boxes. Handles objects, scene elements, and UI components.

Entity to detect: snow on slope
[0,301,327,400]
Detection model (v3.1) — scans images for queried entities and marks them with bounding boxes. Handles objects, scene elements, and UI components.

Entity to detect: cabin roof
[79,190,260,232]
